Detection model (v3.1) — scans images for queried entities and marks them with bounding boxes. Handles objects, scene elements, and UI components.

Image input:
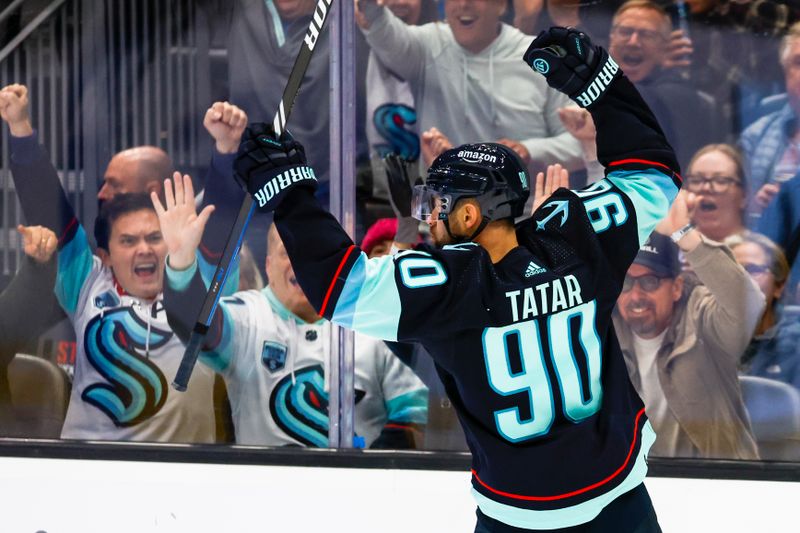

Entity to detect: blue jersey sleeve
[55,225,96,314]
[9,133,95,314]
[196,150,245,297]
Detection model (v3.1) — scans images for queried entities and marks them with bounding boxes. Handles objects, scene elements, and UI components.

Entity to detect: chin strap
[443,216,490,244]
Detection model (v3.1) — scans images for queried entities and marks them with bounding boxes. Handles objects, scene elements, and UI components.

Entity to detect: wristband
[670,223,695,244]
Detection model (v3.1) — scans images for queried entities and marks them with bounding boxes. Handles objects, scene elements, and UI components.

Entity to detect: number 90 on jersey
[482,300,603,442]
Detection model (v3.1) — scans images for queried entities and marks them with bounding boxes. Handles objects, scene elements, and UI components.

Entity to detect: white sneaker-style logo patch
[525,261,546,278]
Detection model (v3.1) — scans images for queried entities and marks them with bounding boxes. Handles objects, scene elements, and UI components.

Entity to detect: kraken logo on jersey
[373,104,420,161]
[82,308,171,427]
[269,365,365,447]
[261,341,288,372]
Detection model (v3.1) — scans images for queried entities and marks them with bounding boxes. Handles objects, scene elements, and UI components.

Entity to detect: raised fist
[234,123,317,212]
[523,27,619,108]
[0,84,33,136]
[204,101,248,155]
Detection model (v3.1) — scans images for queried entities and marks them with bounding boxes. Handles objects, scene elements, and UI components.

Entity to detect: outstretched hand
[151,172,215,271]
[0,84,33,137]
[204,101,248,154]
[17,224,57,264]
[532,164,569,214]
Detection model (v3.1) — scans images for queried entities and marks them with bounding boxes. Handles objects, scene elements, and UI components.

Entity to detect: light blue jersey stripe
[197,293,250,373]
[386,389,428,424]
[165,257,234,372]
[165,257,198,292]
[331,252,402,341]
[197,250,239,297]
[608,170,678,245]
[472,421,656,530]
[55,226,94,314]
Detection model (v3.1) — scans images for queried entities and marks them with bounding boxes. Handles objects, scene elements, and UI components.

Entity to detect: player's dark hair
[95,192,157,250]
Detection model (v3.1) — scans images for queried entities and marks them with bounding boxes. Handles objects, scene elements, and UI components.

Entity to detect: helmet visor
[411,185,453,222]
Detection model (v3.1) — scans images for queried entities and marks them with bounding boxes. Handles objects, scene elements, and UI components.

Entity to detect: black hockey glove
[234,123,318,212]
[382,153,422,244]
[523,27,620,108]
[382,153,414,218]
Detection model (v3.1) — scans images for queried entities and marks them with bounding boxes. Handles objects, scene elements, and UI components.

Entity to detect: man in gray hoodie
[356,0,583,178]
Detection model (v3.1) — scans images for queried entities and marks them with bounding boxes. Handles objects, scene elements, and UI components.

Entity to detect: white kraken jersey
[203,287,427,447]
[57,229,215,443]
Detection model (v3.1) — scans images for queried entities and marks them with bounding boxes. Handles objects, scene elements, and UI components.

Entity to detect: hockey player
[155,174,428,448]
[233,27,679,532]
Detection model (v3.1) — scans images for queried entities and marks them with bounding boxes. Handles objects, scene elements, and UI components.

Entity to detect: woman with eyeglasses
[684,143,749,242]
[729,233,800,391]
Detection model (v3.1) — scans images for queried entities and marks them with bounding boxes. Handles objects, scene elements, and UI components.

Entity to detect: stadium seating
[9,354,69,439]
[739,375,800,461]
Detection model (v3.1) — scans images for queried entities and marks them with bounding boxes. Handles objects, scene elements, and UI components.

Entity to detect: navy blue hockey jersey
[273,74,681,529]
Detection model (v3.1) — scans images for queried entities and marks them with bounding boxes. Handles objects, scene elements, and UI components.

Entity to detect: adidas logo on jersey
[525,261,546,277]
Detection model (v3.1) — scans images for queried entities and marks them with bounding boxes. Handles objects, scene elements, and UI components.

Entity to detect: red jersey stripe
[319,244,357,316]
[471,408,647,502]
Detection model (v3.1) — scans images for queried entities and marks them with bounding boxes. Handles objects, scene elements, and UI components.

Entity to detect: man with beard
[613,217,762,459]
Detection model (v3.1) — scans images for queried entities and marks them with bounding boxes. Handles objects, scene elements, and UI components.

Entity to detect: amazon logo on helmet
[427,142,530,220]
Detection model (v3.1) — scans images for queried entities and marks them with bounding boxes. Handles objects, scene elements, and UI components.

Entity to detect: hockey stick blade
[172,0,335,391]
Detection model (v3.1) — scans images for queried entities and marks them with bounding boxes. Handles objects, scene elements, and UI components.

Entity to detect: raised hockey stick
[172,0,335,391]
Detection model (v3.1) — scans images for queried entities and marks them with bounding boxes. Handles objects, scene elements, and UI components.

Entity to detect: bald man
[97,146,174,202]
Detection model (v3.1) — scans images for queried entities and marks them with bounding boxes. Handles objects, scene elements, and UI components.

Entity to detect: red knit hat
[361,218,398,256]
